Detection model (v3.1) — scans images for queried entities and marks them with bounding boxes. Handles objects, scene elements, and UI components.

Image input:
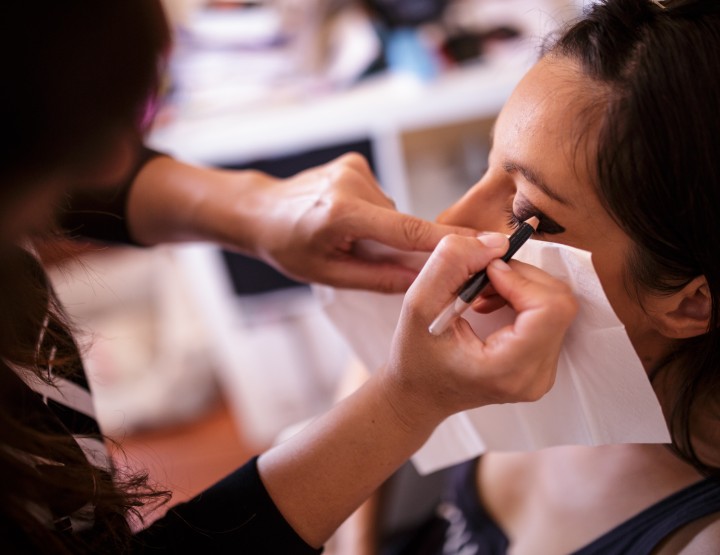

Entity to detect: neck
[688,404,720,470]
[652,359,720,472]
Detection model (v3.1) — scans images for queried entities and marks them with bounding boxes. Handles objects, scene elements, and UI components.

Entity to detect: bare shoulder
[655,512,720,555]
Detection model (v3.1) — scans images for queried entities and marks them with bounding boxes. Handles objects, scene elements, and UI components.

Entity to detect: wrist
[127,158,276,249]
[373,369,444,439]
[189,168,280,256]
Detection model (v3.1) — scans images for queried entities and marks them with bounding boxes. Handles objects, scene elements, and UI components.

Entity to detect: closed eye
[505,202,566,235]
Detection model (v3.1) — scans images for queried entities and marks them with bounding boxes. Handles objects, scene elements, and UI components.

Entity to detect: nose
[436,171,515,233]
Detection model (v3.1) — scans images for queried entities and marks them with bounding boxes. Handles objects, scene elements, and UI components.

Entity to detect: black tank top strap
[575,477,720,555]
[436,457,510,554]
[402,457,720,555]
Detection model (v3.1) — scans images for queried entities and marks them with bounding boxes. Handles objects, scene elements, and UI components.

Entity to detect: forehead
[493,56,603,201]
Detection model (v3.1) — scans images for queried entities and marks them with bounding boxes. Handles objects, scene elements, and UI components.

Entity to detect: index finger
[349,205,478,252]
[406,234,510,319]
[482,260,578,353]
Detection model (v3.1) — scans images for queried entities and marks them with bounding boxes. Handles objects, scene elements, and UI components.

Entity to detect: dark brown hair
[0,0,172,551]
[0,0,169,196]
[548,0,720,473]
[0,244,170,553]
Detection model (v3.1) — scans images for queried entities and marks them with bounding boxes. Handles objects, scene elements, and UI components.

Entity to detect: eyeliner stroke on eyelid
[506,198,566,236]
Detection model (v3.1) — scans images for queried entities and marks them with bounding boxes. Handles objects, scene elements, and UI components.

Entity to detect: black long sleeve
[58,148,325,553]
[132,457,322,554]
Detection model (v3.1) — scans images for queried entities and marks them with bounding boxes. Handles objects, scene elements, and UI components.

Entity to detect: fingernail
[477,233,507,248]
[489,259,511,272]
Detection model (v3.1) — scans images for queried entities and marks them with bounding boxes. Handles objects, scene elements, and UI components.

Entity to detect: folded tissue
[313,239,670,474]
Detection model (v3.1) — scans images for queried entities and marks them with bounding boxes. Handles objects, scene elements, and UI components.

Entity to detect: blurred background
[48,0,586,549]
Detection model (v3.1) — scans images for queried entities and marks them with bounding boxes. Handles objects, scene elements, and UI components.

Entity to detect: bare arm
[259,234,578,548]
[126,152,578,548]
[126,153,476,292]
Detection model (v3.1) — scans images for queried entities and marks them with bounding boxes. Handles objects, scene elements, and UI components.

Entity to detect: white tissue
[314,239,670,475]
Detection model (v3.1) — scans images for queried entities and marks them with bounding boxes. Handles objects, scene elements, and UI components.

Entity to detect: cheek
[0,186,63,240]
[436,175,515,232]
[589,245,645,332]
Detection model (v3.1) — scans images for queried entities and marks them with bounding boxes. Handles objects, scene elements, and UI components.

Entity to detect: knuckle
[553,290,579,321]
[327,164,352,185]
[437,233,467,252]
[401,216,431,245]
[544,367,558,393]
[434,235,468,266]
[522,352,560,400]
[505,376,541,403]
[566,295,580,318]
[508,270,531,289]
[436,234,455,251]
[375,275,400,294]
[522,384,547,403]
[524,370,557,402]
[338,152,368,171]
[321,192,349,220]
[400,293,428,325]
[495,363,553,403]
[494,371,525,400]
[554,280,574,298]
[511,384,534,402]
[324,159,355,184]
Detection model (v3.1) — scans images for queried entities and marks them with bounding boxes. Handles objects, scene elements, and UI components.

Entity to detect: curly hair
[0,1,173,551]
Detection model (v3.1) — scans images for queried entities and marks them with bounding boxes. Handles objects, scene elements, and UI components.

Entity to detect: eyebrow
[502,160,573,207]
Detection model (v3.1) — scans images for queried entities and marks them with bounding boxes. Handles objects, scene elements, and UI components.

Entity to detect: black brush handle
[458,222,535,303]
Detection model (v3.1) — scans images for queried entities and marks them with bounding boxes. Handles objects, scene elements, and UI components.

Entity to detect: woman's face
[0,130,137,241]
[438,56,670,368]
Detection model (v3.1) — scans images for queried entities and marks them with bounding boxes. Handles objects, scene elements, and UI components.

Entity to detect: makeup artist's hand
[257,233,575,550]
[241,153,476,292]
[382,233,578,427]
[238,154,475,292]
[128,153,475,292]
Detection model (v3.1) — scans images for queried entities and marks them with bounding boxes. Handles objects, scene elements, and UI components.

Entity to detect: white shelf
[149,51,533,166]
[149,50,533,217]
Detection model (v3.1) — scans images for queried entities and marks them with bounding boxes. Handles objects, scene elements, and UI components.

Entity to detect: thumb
[408,234,510,318]
[353,206,477,252]
[485,259,578,336]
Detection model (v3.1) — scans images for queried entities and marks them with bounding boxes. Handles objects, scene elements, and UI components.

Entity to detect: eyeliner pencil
[428,216,539,336]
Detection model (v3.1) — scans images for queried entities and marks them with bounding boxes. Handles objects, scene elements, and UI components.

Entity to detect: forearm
[257,235,577,548]
[126,155,274,253]
[123,152,478,292]
[257,375,437,549]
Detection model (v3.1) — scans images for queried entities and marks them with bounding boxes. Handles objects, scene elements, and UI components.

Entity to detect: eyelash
[505,207,534,233]
[504,207,564,236]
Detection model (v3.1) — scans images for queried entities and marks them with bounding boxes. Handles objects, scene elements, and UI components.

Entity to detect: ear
[648,276,712,339]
